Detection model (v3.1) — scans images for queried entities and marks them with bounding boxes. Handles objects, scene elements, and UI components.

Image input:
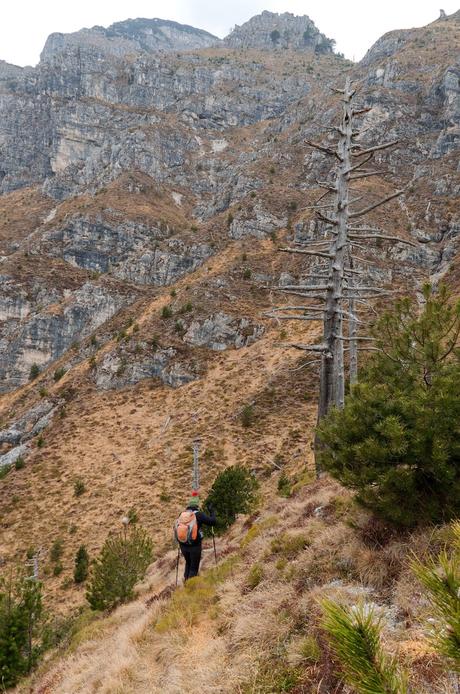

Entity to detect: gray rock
[94,348,195,389]
[184,312,264,350]
[0,443,29,468]
[0,283,130,391]
[224,11,333,53]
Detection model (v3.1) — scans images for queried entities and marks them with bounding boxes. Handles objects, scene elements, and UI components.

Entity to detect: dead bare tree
[267,77,417,476]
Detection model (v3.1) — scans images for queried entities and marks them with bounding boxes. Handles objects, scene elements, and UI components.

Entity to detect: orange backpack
[174,510,199,545]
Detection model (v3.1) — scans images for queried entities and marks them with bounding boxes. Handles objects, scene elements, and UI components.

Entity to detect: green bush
[50,539,64,563]
[14,457,25,470]
[86,526,153,611]
[277,473,292,498]
[29,363,40,380]
[53,563,63,577]
[318,285,460,527]
[53,367,66,382]
[161,305,173,319]
[321,600,409,694]
[74,479,86,497]
[241,403,255,428]
[74,546,89,584]
[0,464,12,480]
[204,465,259,534]
[0,573,44,688]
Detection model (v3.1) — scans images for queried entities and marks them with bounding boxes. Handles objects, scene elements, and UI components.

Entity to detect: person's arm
[196,508,216,527]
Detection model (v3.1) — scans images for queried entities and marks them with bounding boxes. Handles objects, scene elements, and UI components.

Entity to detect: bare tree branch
[306,140,343,161]
[351,140,399,157]
[349,190,404,218]
[348,232,417,246]
[349,170,390,181]
[279,247,333,259]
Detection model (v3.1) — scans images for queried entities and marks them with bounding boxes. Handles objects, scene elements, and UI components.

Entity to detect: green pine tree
[204,465,259,534]
[86,526,153,611]
[317,284,460,527]
[321,599,409,694]
[0,573,43,689]
[412,520,460,671]
[74,546,89,584]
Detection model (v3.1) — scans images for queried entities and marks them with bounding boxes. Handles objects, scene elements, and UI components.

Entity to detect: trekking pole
[175,545,180,587]
[211,527,217,565]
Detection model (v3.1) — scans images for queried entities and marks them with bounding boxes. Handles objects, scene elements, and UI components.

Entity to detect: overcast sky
[1,1,458,66]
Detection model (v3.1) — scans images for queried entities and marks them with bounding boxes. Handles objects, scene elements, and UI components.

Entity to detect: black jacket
[185,506,216,545]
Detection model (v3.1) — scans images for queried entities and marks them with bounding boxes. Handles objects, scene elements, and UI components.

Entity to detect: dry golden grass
[18,475,459,694]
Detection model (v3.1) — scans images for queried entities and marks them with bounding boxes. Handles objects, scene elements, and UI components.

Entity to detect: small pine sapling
[321,599,409,694]
[412,521,460,672]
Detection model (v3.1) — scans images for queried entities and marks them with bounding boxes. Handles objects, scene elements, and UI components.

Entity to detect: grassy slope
[18,477,456,693]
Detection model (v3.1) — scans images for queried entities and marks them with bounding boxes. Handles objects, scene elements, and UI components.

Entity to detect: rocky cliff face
[0,10,458,398]
[41,18,219,62]
[224,11,334,52]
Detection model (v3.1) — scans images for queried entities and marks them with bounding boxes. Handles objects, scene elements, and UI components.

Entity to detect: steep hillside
[16,479,458,693]
[0,9,459,691]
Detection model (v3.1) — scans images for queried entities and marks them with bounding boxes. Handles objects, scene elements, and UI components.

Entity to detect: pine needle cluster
[412,521,460,671]
[320,599,409,694]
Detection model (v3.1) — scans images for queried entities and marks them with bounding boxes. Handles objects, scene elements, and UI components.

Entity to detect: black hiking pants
[180,543,202,581]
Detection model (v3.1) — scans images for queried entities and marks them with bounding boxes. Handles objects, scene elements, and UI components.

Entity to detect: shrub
[270,29,280,43]
[174,320,185,336]
[204,465,259,534]
[270,533,310,559]
[227,212,234,227]
[50,539,64,563]
[53,367,66,382]
[86,526,153,611]
[161,305,173,319]
[159,486,171,503]
[0,573,44,688]
[36,436,44,449]
[74,479,86,497]
[412,520,460,671]
[53,563,63,577]
[29,363,40,380]
[277,473,292,498]
[39,387,48,398]
[0,464,12,480]
[127,508,139,524]
[74,546,89,584]
[241,403,255,428]
[243,268,251,280]
[318,285,460,527]
[321,600,409,694]
[179,302,193,314]
[247,563,264,590]
[14,457,25,470]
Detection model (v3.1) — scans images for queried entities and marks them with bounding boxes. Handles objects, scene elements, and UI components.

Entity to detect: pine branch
[321,599,409,694]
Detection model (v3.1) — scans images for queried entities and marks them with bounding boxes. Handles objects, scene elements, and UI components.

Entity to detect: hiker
[174,496,216,581]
